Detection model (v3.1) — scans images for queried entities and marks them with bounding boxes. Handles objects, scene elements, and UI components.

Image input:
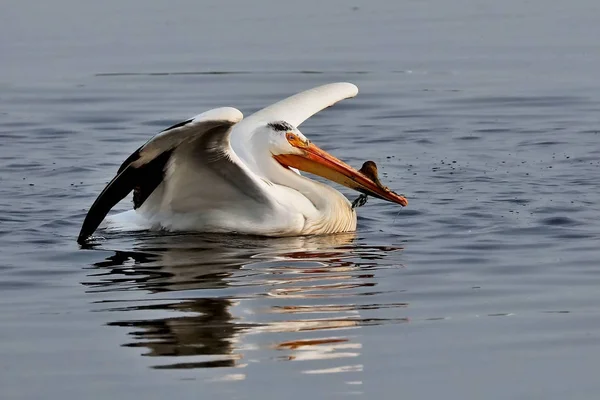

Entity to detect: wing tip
[337,82,359,97]
[320,82,359,99]
[77,231,89,245]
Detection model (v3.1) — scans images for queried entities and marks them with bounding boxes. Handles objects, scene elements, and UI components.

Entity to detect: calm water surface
[1,1,600,399]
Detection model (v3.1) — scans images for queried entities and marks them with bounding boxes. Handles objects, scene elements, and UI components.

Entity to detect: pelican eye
[286,132,309,148]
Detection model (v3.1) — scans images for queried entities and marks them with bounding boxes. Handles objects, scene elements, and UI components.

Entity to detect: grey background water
[1,1,599,399]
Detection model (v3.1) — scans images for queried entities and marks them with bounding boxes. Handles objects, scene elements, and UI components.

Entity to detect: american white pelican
[77,83,407,244]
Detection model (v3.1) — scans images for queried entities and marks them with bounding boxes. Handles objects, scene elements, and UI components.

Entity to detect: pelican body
[77,83,407,243]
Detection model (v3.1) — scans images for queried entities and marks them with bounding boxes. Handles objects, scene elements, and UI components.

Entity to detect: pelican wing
[241,82,358,128]
[78,107,271,243]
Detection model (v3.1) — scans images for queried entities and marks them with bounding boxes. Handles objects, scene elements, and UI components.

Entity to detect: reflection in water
[83,232,406,383]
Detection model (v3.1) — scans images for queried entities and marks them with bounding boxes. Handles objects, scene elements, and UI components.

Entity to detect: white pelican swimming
[77,82,407,243]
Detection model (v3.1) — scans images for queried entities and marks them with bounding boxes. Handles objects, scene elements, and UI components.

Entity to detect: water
[2,1,600,399]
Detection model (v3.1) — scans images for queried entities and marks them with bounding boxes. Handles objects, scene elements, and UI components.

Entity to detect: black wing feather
[77,166,140,244]
[78,149,173,244]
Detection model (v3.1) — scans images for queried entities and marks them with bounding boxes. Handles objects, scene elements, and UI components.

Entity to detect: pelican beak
[273,143,408,207]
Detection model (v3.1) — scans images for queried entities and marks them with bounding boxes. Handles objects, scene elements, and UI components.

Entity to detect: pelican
[77,83,407,244]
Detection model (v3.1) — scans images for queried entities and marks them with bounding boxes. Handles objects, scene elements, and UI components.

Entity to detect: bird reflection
[83,231,406,379]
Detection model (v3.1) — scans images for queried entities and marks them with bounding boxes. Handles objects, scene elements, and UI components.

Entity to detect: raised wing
[241,82,358,128]
[77,107,271,243]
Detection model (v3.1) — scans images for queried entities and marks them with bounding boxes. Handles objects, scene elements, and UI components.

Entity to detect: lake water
[1,1,600,399]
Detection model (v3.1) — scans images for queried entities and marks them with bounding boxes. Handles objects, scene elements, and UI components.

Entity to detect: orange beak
[273,143,408,207]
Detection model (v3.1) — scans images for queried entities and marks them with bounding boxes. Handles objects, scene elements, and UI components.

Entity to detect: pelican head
[264,121,408,207]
